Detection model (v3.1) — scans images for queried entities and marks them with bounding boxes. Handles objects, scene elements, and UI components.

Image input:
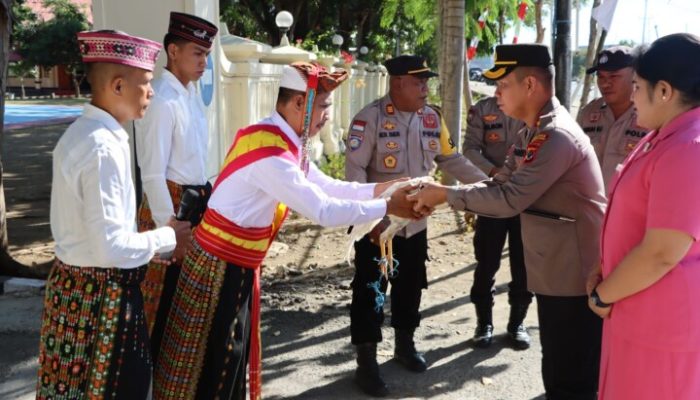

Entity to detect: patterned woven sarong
[152,240,229,399]
[137,180,183,335]
[36,260,149,400]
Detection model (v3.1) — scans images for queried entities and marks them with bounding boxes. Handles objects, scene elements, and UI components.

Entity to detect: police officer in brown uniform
[578,46,648,190]
[345,55,487,397]
[463,97,532,349]
[410,44,606,400]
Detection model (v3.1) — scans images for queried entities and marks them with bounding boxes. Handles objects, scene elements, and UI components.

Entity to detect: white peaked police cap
[279,65,308,92]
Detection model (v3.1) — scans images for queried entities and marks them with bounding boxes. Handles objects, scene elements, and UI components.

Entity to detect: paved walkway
[3,104,83,130]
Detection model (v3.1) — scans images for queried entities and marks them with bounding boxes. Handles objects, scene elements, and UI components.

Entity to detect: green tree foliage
[20,0,89,96]
[10,0,38,98]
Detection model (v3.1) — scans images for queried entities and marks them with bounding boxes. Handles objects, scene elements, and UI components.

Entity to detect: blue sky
[515,0,700,48]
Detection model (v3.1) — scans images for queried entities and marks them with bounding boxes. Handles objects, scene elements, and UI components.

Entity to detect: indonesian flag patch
[351,120,366,132]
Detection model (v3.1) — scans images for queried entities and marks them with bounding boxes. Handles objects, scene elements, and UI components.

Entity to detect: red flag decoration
[466,11,488,61]
[512,2,528,44]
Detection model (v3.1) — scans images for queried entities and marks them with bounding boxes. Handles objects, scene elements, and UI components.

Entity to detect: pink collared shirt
[601,106,700,351]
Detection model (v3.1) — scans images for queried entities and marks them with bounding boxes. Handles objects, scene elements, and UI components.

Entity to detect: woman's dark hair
[633,33,700,106]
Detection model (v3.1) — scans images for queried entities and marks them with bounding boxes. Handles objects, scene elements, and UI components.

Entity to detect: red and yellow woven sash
[194,124,297,400]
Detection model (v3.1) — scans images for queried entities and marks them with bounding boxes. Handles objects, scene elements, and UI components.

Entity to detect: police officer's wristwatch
[590,285,612,308]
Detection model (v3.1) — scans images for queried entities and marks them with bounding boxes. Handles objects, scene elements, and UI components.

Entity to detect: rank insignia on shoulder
[383,154,397,169]
[482,114,498,123]
[348,134,363,151]
[416,108,424,115]
[383,120,396,130]
[486,132,501,142]
[386,141,399,150]
[385,104,395,115]
[351,120,366,132]
[423,114,438,129]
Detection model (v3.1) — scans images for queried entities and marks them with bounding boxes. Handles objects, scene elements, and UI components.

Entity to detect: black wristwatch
[590,286,612,308]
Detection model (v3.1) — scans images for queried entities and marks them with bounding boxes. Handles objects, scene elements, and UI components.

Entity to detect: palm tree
[438,0,464,185]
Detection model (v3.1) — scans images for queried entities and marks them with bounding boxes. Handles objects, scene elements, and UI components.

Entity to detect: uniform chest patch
[482,114,498,123]
[351,120,366,132]
[422,114,438,129]
[383,121,396,130]
[386,141,399,150]
[523,133,549,164]
[348,134,363,151]
[589,112,601,123]
[429,140,438,150]
[486,132,502,142]
[383,154,397,169]
[422,131,439,138]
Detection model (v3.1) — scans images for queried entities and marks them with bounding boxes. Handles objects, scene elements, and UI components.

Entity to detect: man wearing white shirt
[152,62,419,400]
[134,12,218,362]
[36,30,191,400]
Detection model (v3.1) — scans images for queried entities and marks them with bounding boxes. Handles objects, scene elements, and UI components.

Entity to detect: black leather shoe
[473,323,494,348]
[355,343,389,397]
[507,324,531,350]
[394,329,428,372]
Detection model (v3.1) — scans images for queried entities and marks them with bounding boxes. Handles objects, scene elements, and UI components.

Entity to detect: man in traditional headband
[153,61,419,400]
[35,30,191,399]
[134,11,218,367]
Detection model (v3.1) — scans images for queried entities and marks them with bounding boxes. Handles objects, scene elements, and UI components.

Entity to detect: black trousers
[536,294,602,400]
[350,230,428,344]
[471,215,532,307]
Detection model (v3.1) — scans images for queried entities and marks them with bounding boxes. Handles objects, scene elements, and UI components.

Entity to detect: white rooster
[347,176,436,279]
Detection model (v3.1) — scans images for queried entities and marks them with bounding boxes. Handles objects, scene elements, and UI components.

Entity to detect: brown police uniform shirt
[577,97,648,191]
[463,96,526,174]
[447,97,606,296]
[345,94,488,238]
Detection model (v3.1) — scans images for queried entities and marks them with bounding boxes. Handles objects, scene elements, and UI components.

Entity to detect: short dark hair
[633,33,700,106]
[513,66,554,89]
[163,32,188,53]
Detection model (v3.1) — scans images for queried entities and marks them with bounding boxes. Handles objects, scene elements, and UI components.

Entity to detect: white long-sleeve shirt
[51,104,176,269]
[207,112,387,228]
[134,69,209,227]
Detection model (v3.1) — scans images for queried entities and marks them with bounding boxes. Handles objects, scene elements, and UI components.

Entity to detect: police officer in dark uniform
[463,97,532,349]
[345,55,487,397]
[410,45,606,400]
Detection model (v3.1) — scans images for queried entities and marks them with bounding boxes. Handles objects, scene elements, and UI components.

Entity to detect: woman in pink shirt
[588,33,700,399]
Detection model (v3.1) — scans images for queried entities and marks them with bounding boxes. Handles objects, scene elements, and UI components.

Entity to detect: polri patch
[348,134,363,151]
[423,114,438,129]
[523,133,549,164]
[351,120,366,132]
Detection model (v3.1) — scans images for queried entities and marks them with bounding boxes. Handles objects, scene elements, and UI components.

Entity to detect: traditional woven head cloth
[77,30,162,71]
[168,12,218,49]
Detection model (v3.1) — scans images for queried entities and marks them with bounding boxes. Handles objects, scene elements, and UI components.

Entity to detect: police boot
[394,329,427,372]
[507,304,531,350]
[473,303,494,348]
[354,343,389,397]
